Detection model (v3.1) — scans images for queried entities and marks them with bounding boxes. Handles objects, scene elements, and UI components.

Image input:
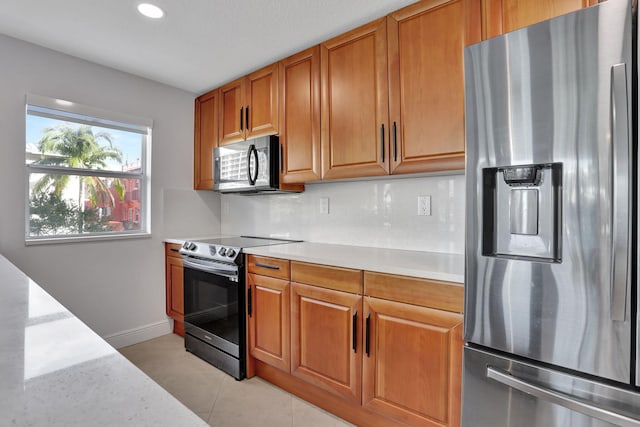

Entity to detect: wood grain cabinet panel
[279,46,322,183]
[193,89,218,190]
[165,243,184,336]
[219,77,245,145]
[291,282,363,403]
[388,0,481,175]
[363,297,463,427]
[321,18,390,180]
[483,0,596,39]
[246,64,279,138]
[248,273,291,372]
[219,64,278,146]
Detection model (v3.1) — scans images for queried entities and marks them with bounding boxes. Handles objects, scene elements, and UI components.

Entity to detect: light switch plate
[417,195,431,216]
[320,197,330,214]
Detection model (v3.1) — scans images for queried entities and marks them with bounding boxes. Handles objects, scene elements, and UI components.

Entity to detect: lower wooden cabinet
[246,255,464,427]
[363,296,463,427]
[291,282,362,403]
[247,273,291,372]
[164,243,184,336]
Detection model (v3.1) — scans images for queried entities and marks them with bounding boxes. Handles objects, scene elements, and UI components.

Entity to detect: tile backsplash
[221,174,465,254]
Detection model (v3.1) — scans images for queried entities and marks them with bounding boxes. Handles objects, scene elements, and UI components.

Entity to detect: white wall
[222,174,465,254]
[0,34,221,346]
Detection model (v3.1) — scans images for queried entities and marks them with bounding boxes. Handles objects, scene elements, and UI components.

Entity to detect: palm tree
[33,125,125,233]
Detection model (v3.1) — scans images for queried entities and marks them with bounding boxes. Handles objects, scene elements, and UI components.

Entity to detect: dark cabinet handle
[248,287,252,317]
[245,106,249,132]
[352,310,358,353]
[392,121,397,162]
[365,313,371,357]
[240,107,244,131]
[280,144,284,173]
[380,124,385,163]
[255,263,280,270]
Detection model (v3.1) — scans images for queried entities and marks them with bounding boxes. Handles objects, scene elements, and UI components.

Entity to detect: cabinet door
[219,77,245,145]
[246,64,279,138]
[388,0,480,175]
[279,46,321,183]
[193,89,218,190]
[248,273,291,372]
[363,297,463,427]
[484,0,596,39]
[165,256,184,317]
[321,18,389,180]
[291,282,362,403]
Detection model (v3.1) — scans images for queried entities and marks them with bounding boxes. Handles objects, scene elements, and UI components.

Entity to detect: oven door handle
[183,258,239,279]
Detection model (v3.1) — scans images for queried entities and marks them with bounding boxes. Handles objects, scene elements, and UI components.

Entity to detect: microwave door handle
[610,63,630,322]
[246,144,255,185]
[251,145,259,185]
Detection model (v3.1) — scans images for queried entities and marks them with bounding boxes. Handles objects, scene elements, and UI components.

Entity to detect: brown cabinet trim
[291,261,362,294]
[364,271,464,313]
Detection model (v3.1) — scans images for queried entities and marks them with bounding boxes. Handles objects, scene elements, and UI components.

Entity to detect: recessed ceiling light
[55,99,73,106]
[137,3,164,19]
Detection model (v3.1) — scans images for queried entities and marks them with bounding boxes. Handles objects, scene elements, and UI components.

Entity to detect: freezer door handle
[486,366,640,427]
[610,63,630,322]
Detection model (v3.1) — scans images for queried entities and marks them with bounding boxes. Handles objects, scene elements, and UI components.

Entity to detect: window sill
[25,232,152,246]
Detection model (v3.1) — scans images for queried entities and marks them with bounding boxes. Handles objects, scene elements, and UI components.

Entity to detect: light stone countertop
[244,242,464,284]
[0,254,207,427]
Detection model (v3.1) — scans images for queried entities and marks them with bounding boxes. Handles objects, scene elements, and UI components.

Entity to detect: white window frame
[25,94,153,244]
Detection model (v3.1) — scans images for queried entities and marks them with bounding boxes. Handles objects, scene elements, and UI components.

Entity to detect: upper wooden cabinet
[193,89,218,190]
[219,64,279,145]
[483,0,597,39]
[388,0,481,175]
[279,46,322,183]
[321,18,390,180]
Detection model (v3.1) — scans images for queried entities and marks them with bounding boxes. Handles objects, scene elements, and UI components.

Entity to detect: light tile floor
[119,334,354,426]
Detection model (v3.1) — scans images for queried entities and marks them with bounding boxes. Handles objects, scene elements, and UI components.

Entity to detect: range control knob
[218,247,227,256]
[188,242,197,251]
[209,246,216,255]
[182,242,189,249]
[226,249,236,258]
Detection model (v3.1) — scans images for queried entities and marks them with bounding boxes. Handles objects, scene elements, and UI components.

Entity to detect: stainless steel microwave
[213,135,280,193]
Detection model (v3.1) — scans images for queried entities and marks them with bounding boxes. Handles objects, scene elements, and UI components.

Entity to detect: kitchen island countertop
[244,242,464,284]
[0,254,206,427]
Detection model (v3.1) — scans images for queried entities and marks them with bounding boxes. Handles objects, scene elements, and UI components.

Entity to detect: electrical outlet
[417,195,431,216]
[320,197,330,214]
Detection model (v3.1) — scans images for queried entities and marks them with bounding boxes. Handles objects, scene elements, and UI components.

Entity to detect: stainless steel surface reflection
[464,0,632,385]
[462,347,640,427]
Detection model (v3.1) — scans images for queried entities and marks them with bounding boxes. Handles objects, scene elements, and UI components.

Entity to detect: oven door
[182,257,244,358]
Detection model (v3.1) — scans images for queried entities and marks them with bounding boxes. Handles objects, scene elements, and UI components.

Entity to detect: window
[25,94,152,242]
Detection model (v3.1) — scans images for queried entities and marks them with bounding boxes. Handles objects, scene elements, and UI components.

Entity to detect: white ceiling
[0,0,418,94]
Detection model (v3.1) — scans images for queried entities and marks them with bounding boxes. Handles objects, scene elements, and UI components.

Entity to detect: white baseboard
[104,319,173,349]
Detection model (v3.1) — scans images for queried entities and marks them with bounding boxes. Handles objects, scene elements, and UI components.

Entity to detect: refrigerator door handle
[486,366,640,427]
[610,63,630,322]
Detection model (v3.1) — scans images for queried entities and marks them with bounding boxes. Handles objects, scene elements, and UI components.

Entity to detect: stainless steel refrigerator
[463,0,640,425]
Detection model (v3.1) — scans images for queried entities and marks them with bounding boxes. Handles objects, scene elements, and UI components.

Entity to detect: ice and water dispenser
[482,164,562,262]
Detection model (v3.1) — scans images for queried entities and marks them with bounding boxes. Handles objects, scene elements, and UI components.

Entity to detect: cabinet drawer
[165,243,183,259]
[247,255,290,280]
[291,261,362,294]
[364,271,463,313]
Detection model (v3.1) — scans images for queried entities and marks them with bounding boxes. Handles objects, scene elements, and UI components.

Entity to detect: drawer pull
[255,263,280,270]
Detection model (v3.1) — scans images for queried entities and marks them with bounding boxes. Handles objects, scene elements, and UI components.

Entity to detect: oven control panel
[179,241,241,264]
